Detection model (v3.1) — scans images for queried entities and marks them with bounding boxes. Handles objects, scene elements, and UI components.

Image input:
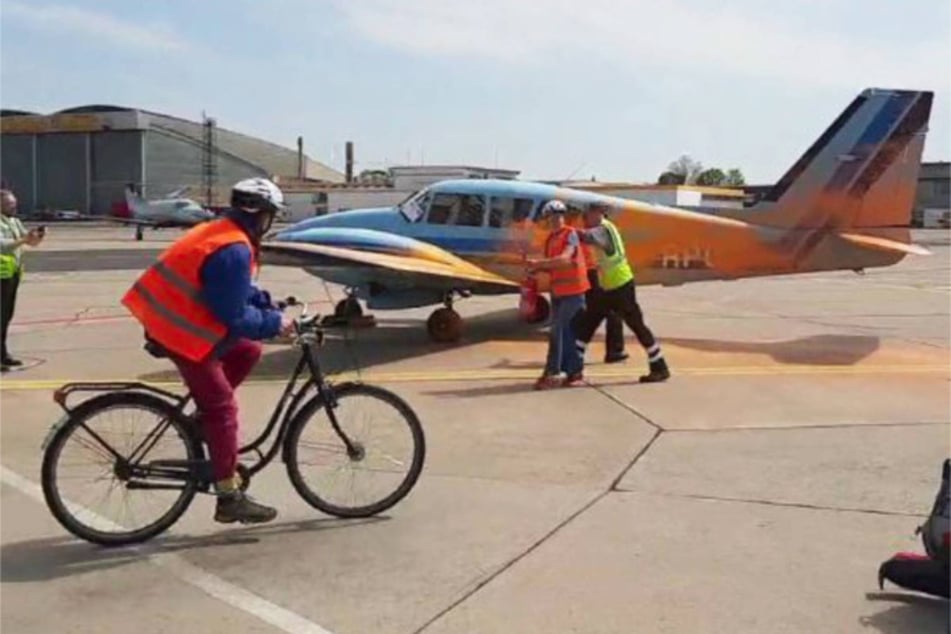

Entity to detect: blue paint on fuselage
[274,179,612,258]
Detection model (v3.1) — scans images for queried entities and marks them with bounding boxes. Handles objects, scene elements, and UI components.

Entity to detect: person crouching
[526,200,591,389]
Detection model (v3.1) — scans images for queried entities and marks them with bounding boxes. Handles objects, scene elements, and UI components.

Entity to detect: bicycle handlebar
[277,296,323,341]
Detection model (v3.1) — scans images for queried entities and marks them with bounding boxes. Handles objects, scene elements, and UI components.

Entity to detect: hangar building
[0,105,344,214]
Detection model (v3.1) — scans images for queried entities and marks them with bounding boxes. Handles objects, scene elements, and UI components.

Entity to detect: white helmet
[540,199,567,217]
[231,177,286,214]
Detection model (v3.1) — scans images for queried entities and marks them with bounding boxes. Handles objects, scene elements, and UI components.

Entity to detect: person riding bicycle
[121,177,294,525]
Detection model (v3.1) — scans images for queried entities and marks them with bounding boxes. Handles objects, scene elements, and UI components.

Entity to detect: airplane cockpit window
[488,197,535,228]
[454,195,486,227]
[174,201,190,209]
[427,193,460,225]
[399,189,430,222]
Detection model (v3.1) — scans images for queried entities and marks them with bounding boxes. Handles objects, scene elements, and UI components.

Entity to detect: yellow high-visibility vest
[596,219,634,291]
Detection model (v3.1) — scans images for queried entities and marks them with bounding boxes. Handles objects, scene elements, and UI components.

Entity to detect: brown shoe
[562,373,586,387]
[534,375,561,390]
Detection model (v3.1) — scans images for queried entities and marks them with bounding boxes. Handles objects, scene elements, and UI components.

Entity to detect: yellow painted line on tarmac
[0,364,947,391]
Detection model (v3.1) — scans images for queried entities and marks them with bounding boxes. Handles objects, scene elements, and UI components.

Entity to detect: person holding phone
[1,189,45,370]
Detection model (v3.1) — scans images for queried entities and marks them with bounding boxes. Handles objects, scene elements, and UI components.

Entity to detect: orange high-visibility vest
[544,227,590,298]
[121,218,255,363]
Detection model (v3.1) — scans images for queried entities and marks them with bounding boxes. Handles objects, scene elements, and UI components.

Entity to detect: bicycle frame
[52,334,358,491]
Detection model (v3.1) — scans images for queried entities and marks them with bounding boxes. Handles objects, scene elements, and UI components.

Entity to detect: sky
[1,0,949,184]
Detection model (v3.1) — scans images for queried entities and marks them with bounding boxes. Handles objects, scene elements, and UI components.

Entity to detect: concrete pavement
[1,226,948,633]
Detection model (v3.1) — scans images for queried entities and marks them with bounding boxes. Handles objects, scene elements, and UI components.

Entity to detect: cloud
[3,2,191,53]
[332,0,949,91]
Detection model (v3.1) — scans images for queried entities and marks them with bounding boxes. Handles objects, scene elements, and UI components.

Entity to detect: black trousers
[575,279,657,351]
[585,269,625,356]
[1,271,21,359]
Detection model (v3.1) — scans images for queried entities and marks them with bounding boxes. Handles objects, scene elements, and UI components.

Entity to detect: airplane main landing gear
[427,307,462,343]
[525,295,550,324]
[135,226,144,241]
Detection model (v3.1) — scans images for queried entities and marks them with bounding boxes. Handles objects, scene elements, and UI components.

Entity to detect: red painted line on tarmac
[12,297,332,328]
[15,313,129,326]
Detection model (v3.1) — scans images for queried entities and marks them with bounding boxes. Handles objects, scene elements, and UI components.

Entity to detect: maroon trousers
[171,339,262,481]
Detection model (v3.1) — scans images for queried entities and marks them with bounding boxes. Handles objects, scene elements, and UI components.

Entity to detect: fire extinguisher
[519,275,540,321]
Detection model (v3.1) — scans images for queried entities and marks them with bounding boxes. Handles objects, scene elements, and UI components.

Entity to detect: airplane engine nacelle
[361,288,445,310]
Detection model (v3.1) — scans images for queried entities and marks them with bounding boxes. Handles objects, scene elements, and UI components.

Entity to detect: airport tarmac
[1,225,949,634]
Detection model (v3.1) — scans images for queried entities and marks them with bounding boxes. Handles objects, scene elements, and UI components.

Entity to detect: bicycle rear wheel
[285,383,425,518]
[41,391,202,546]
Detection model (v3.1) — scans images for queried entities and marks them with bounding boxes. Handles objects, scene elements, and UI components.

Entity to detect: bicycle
[40,298,426,547]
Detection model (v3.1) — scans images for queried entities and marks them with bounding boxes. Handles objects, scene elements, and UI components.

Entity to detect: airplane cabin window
[489,197,513,228]
[489,197,535,227]
[455,194,486,227]
[427,193,460,225]
[513,198,534,223]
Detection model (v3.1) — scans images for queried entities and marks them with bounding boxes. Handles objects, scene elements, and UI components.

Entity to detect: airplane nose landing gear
[334,296,364,319]
[427,307,463,343]
[427,293,464,343]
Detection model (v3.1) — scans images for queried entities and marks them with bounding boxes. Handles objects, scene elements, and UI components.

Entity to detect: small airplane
[262,88,935,343]
[110,185,216,240]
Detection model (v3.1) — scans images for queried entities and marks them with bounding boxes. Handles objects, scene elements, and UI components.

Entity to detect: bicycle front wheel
[41,391,202,547]
[285,383,425,518]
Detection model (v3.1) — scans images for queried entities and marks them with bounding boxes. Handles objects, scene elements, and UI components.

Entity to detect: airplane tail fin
[124,184,140,206]
[748,89,933,230]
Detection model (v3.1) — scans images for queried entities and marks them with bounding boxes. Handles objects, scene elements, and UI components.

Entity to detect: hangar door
[36,133,88,212]
[91,131,143,214]
[0,135,36,212]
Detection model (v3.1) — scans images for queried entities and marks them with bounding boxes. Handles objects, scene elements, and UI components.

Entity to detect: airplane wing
[261,240,519,294]
[98,215,161,226]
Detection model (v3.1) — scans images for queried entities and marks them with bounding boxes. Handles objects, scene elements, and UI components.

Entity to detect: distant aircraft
[262,88,934,343]
[110,185,215,240]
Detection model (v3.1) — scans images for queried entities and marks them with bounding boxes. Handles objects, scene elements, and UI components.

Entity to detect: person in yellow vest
[1,189,45,371]
[575,216,628,364]
[575,202,670,383]
[122,178,294,525]
[526,200,591,389]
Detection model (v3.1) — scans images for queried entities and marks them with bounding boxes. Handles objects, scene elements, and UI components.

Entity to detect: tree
[657,171,686,185]
[723,168,746,187]
[696,168,726,186]
[663,155,703,185]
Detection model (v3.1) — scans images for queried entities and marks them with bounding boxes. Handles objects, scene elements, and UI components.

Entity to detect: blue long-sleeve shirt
[198,211,282,348]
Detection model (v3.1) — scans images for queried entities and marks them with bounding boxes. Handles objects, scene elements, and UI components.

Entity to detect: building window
[489,197,535,228]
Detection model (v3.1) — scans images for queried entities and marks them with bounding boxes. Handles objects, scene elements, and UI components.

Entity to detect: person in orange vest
[122,178,294,525]
[526,199,590,389]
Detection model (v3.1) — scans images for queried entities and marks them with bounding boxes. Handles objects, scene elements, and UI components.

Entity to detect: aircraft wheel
[427,308,463,343]
[526,295,550,324]
[334,297,363,319]
[135,227,144,241]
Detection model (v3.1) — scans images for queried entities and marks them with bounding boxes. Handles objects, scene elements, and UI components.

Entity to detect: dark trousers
[1,271,21,360]
[575,279,657,351]
[585,269,625,357]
